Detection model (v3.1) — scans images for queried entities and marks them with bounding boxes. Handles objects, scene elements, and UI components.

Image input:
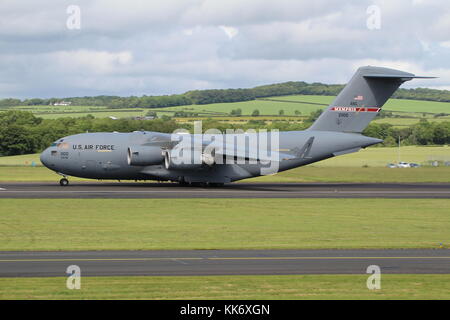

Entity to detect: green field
[153,99,322,117]
[2,95,449,123]
[11,105,108,113]
[0,167,89,182]
[271,95,450,114]
[0,105,148,119]
[177,115,449,127]
[0,198,448,251]
[312,145,450,167]
[35,109,147,119]
[261,95,334,104]
[0,154,43,166]
[1,274,449,299]
[373,117,450,127]
[385,98,450,114]
[148,95,450,117]
[248,167,450,183]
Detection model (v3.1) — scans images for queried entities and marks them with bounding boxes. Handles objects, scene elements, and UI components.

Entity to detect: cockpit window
[51,151,58,156]
[50,139,66,148]
[57,142,69,149]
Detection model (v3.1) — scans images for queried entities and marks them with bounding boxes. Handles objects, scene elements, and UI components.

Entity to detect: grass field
[248,167,450,183]
[149,95,450,117]
[313,145,450,167]
[175,115,306,124]
[0,198,448,251]
[0,105,148,119]
[1,274,449,299]
[36,109,147,119]
[11,105,108,112]
[182,116,450,127]
[152,99,322,117]
[0,154,42,166]
[272,95,450,114]
[0,167,89,182]
[180,115,449,127]
[372,117,450,127]
[2,95,449,123]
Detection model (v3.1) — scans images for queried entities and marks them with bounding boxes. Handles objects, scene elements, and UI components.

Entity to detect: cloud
[219,26,239,39]
[0,0,449,98]
[51,50,133,75]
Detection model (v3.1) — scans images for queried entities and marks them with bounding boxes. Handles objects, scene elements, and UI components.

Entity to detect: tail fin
[308,66,435,133]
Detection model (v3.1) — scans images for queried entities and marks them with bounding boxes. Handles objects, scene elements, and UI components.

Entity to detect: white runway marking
[0,188,6,191]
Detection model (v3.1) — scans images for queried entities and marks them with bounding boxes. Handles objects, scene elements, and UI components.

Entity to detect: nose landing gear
[59,178,69,186]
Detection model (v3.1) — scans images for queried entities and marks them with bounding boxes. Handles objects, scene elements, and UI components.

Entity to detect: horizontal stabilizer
[332,147,361,157]
[364,74,437,80]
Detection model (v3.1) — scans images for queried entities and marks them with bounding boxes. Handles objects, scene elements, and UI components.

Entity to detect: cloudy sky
[0,0,449,98]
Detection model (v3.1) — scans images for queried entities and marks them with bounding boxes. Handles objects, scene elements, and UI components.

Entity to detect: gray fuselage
[40,130,381,184]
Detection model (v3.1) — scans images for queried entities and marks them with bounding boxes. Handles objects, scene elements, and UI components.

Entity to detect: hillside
[1,80,450,110]
[3,95,449,122]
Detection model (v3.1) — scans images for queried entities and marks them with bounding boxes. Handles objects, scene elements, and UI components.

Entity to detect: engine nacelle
[163,149,215,170]
[127,146,164,166]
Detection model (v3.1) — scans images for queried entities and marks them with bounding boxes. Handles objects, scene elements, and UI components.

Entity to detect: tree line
[0,111,449,156]
[364,120,450,146]
[0,111,187,156]
[1,82,449,109]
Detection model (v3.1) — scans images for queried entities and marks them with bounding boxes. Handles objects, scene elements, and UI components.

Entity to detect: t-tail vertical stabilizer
[308,66,435,133]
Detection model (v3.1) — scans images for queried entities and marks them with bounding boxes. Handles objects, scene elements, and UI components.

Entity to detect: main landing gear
[178,180,225,188]
[59,178,69,186]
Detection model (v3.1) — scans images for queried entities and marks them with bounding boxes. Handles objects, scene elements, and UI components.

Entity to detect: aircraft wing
[169,134,314,163]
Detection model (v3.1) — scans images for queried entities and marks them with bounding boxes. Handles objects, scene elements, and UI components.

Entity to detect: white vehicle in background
[397,162,411,168]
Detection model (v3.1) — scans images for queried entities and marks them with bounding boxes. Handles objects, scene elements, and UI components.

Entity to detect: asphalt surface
[0,182,450,198]
[0,249,449,277]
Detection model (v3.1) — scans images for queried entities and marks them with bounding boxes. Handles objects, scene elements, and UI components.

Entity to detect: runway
[0,249,449,277]
[0,182,449,198]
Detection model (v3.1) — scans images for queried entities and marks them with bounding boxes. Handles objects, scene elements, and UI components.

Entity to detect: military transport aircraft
[40,66,433,186]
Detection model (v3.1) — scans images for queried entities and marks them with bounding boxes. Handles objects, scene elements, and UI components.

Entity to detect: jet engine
[163,149,216,170]
[127,146,164,166]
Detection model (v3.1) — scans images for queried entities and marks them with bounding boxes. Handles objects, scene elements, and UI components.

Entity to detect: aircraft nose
[40,148,51,168]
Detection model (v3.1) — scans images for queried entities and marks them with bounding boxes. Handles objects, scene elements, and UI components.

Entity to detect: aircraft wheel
[59,178,69,187]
